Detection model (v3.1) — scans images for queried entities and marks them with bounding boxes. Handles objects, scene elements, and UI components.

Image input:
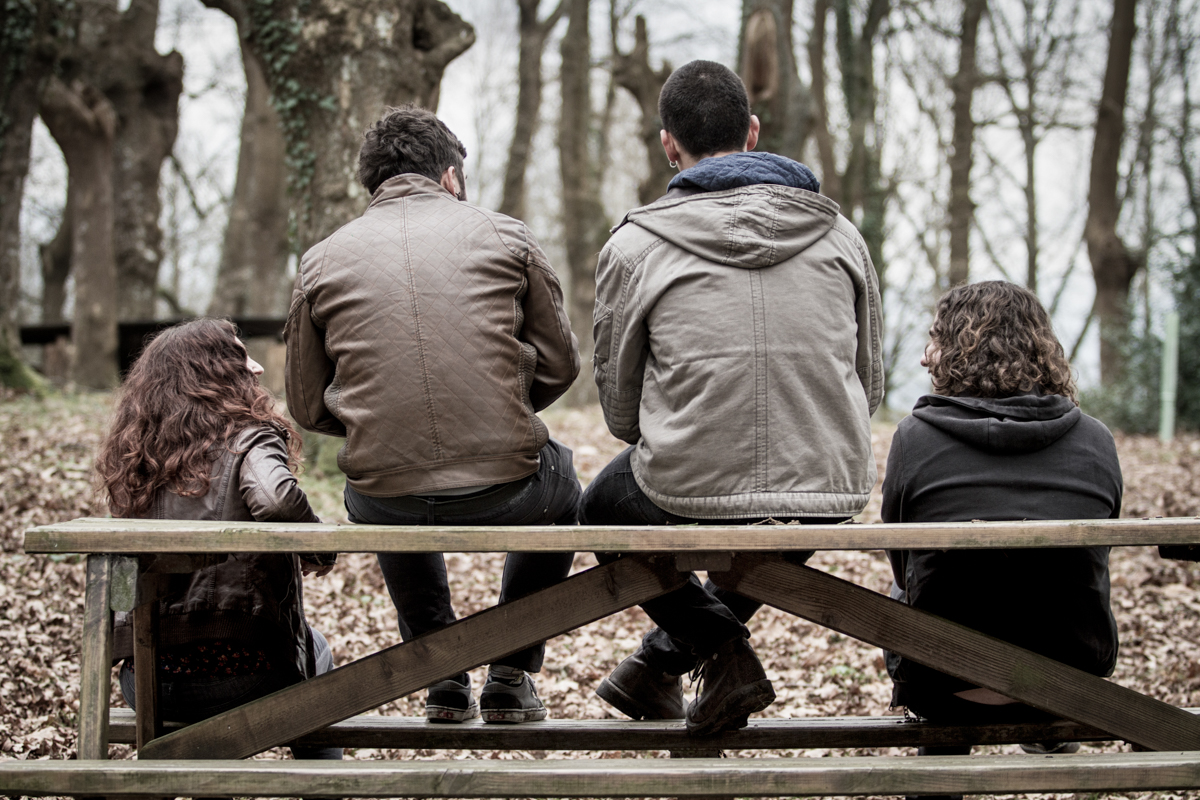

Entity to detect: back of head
[96,318,296,517]
[357,104,468,194]
[658,60,751,158]
[928,281,1077,402]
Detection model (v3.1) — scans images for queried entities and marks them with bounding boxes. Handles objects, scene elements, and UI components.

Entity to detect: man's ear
[660,130,682,167]
[744,114,761,152]
[439,166,461,198]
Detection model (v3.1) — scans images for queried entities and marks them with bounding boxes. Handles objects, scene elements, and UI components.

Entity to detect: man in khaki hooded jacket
[581,61,883,736]
[286,106,581,725]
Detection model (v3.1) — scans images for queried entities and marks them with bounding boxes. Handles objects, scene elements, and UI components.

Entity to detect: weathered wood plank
[78,555,113,761]
[3,752,1200,797]
[720,555,1200,752]
[131,601,162,747]
[23,516,1200,555]
[110,708,1195,750]
[139,555,687,760]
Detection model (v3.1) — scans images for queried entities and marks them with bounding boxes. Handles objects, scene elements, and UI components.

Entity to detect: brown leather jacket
[112,426,319,680]
[285,173,579,497]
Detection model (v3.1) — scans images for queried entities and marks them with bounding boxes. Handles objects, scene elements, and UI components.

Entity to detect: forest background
[2,0,1199,421]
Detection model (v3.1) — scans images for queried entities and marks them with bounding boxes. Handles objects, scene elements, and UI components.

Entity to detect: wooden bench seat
[108,707,1199,751]
[4,751,1200,798]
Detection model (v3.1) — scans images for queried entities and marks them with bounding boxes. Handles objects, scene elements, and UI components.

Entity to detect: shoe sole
[596,677,684,721]
[686,679,775,737]
[426,702,480,723]
[481,706,549,724]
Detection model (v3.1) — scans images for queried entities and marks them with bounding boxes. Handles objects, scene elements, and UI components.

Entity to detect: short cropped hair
[928,281,1078,403]
[357,105,467,194]
[658,60,752,158]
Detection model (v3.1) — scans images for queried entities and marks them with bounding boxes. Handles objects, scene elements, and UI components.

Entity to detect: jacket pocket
[592,301,614,378]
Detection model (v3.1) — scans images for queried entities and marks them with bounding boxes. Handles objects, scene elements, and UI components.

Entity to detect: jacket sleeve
[520,227,581,411]
[593,240,647,444]
[881,427,907,590]
[284,250,347,438]
[239,428,336,568]
[238,428,321,524]
[852,227,885,416]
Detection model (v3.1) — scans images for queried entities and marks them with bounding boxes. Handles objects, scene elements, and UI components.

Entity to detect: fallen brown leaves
[3,395,1200,800]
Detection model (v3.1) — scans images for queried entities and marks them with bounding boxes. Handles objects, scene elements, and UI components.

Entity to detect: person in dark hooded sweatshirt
[580,59,884,736]
[883,280,1122,765]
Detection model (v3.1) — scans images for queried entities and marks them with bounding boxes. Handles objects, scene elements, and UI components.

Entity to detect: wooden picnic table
[8,515,1200,798]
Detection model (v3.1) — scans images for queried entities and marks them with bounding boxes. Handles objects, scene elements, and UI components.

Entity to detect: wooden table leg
[132,600,162,747]
[140,553,689,760]
[78,554,114,761]
[717,553,1200,752]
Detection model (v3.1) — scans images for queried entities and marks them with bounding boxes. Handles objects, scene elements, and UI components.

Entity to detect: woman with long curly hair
[883,282,1122,774]
[95,318,340,760]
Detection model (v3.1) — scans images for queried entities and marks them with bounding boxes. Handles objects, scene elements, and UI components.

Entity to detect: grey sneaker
[596,647,685,720]
[480,665,548,723]
[685,636,775,737]
[1020,740,1081,755]
[425,673,480,723]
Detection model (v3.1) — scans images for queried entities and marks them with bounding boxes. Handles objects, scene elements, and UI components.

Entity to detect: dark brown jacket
[285,173,579,497]
[112,426,319,680]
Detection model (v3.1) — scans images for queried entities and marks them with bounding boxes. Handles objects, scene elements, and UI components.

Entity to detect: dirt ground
[2,392,1200,800]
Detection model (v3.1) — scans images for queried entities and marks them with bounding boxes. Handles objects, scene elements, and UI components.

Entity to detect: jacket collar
[370,173,455,207]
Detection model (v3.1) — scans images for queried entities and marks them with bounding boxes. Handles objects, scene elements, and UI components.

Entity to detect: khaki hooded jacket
[594,183,884,519]
[286,174,580,497]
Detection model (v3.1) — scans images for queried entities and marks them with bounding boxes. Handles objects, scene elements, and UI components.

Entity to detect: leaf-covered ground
[2,392,1200,800]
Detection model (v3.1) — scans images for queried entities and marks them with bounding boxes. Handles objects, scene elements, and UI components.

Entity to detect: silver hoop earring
[668,160,678,169]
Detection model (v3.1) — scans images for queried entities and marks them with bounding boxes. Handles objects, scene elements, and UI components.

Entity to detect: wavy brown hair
[95,318,302,518]
[927,281,1078,403]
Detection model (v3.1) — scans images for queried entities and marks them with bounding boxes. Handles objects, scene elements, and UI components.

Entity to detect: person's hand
[301,561,335,577]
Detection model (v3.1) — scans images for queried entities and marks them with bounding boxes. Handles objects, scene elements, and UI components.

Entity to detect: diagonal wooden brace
[714,554,1200,752]
[140,554,687,760]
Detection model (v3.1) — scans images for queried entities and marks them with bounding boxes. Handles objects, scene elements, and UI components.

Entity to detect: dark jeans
[119,626,342,760]
[580,446,841,675]
[345,438,581,673]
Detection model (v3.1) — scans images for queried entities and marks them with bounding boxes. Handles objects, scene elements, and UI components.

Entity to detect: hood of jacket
[622,152,840,269]
[911,392,1082,455]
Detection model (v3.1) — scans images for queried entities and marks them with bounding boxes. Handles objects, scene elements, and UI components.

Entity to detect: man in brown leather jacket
[285,105,581,724]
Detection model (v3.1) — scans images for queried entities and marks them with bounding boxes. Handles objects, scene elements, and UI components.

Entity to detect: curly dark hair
[357,104,467,194]
[927,281,1078,403]
[95,318,302,518]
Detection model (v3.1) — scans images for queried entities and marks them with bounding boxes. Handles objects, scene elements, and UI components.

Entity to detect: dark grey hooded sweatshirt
[882,392,1123,707]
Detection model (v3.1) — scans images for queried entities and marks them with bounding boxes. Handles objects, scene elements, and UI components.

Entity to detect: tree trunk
[807,0,842,203]
[1085,0,1139,386]
[203,0,475,251]
[947,0,986,288]
[612,15,674,206]
[835,0,890,282]
[40,198,73,324]
[105,0,184,320]
[0,0,70,389]
[558,0,606,405]
[208,38,290,316]
[739,0,814,162]
[498,0,564,222]
[40,78,120,389]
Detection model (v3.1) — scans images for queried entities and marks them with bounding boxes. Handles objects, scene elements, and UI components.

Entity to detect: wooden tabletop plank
[22,516,1200,554]
[139,555,687,760]
[3,752,1200,797]
[108,708,1200,750]
[721,555,1200,752]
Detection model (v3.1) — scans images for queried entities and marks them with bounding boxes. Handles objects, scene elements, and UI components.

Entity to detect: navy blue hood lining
[911,392,1082,455]
[668,152,821,194]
